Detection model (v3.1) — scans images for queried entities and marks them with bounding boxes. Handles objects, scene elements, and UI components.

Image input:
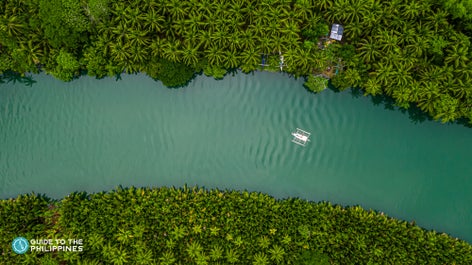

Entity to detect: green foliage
[51,49,80,81]
[2,0,472,123]
[440,0,472,21]
[1,187,472,264]
[203,66,227,80]
[297,250,330,265]
[149,58,195,88]
[304,75,328,93]
[85,0,110,25]
[38,0,90,49]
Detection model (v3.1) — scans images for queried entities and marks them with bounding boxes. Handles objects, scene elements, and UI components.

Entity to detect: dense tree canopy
[1,0,472,123]
[1,187,471,264]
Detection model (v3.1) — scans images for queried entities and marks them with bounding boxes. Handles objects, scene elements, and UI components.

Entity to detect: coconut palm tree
[253,252,270,265]
[110,41,131,63]
[161,40,182,62]
[144,8,165,33]
[445,44,469,68]
[166,0,188,20]
[357,37,381,64]
[377,30,400,53]
[0,15,27,39]
[159,250,176,265]
[225,248,239,264]
[239,30,256,50]
[401,1,421,20]
[206,44,225,66]
[223,50,239,69]
[181,44,200,67]
[314,0,333,12]
[240,47,259,67]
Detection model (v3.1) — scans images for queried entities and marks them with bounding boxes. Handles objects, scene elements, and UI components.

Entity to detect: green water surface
[1,72,471,242]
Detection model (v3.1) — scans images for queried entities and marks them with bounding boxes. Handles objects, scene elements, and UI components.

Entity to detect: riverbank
[1,186,471,264]
[2,0,472,123]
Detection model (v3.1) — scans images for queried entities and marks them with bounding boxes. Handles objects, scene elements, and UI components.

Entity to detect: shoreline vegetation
[1,186,472,264]
[1,0,472,123]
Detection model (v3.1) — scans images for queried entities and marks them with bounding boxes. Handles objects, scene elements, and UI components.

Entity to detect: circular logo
[12,237,29,254]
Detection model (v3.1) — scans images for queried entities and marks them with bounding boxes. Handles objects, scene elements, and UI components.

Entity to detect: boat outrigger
[291,128,311,146]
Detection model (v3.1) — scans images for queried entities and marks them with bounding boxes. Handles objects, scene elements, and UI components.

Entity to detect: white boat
[292,132,308,141]
[291,128,311,146]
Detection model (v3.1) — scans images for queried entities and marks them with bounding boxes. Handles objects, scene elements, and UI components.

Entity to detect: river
[1,71,471,242]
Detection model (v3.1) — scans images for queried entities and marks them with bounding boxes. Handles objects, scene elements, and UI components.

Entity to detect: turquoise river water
[0,72,471,242]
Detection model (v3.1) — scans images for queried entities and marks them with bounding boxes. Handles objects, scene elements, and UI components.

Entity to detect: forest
[1,187,472,264]
[1,0,472,124]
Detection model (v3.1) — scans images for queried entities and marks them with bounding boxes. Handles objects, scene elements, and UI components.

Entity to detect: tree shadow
[345,87,442,125]
[0,71,37,87]
[368,93,435,124]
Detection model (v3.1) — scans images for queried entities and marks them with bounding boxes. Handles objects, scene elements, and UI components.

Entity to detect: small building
[329,24,344,41]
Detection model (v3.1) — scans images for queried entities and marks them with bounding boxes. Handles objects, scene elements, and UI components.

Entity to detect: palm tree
[342,68,362,89]
[314,0,333,12]
[325,0,349,22]
[406,36,429,58]
[223,50,239,69]
[212,28,230,47]
[373,62,393,86]
[110,247,128,265]
[281,20,300,40]
[110,41,131,63]
[445,44,469,68]
[187,241,203,259]
[417,81,441,114]
[239,47,259,70]
[166,0,188,20]
[196,0,213,16]
[197,30,213,50]
[397,24,416,46]
[128,29,151,47]
[345,0,368,23]
[161,40,182,62]
[18,39,43,66]
[363,77,383,96]
[135,247,154,265]
[252,252,269,265]
[293,0,313,21]
[144,8,165,33]
[377,30,399,53]
[228,1,246,22]
[433,94,460,123]
[259,35,273,54]
[344,21,363,41]
[150,37,165,58]
[253,6,270,25]
[129,43,148,66]
[426,10,449,32]
[225,248,239,264]
[268,245,286,264]
[205,44,225,66]
[210,244,223,261]
[0,15,27,39]
[159,250,176,265]
[171,19,187,36]
[181,44,200,67]
[239,30,256,50]
[386,64,413,95]
[357,37,381,64]
[184,12,203,34]
[111,21,130,43]
[401,1,421,20]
